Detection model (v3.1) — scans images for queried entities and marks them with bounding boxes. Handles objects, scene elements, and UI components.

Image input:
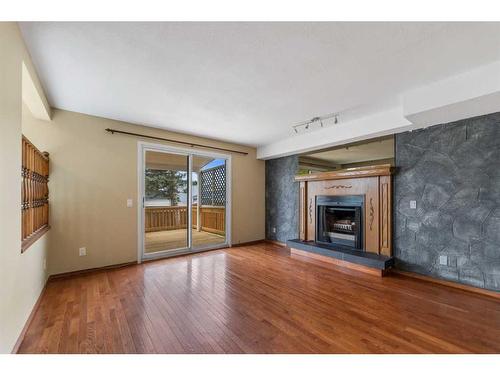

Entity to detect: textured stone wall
[394,112,500,291]
[265,155,299,243]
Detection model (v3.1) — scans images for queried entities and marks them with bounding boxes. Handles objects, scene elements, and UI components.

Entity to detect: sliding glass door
[139,143,230,260]
[191,155,227,250]
[143,150,189,254]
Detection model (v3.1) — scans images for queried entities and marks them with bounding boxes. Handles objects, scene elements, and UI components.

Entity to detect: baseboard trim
[11,280,48,354]
[230,239,287,248]
[290,247,387,277]
[48,261,137,280]
[231,239,266,247]
[51,242,269,279]
[391,269,500,300]
[265,239,286,247]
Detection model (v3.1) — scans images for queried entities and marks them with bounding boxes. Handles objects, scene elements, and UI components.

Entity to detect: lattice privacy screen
[200,164,226,206]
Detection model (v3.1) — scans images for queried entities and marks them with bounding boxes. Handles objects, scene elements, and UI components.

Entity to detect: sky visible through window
[202,159,224,171]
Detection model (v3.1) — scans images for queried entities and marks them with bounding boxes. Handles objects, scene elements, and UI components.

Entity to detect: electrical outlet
[439,255,447,266]
[272,227,276,234]
[127,198,133,208]
[43,258,47,271]
[410,200,417,209]
[79,247,87,256]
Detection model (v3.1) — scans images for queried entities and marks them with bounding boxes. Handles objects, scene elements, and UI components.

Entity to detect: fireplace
[290,165,394,275]
[316,195,364,250]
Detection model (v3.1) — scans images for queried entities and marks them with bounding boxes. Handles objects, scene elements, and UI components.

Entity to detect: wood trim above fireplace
[295,164,394,257]
[295,164,394,182]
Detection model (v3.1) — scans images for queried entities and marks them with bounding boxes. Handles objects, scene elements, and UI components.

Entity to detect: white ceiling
[20,22,500,148]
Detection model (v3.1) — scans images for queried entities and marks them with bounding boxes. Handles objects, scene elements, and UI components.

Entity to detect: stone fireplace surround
[395,112,500,291]
[266,112,500,290]
[287,164,394,276]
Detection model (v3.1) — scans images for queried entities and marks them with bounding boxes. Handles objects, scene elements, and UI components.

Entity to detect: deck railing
[145,205,225,235]
[199,206,226,236]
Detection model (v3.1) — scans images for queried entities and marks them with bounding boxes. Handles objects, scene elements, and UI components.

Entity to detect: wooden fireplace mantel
[295,164,394,181]
[295,164,394,257]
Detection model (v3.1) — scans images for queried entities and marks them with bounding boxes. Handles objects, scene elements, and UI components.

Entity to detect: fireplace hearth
[316,195,364,250]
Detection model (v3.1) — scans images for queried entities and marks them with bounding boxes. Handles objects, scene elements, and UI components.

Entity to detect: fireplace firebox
[316,195,364,250]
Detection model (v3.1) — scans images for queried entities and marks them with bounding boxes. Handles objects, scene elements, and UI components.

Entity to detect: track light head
[292,112,341,134]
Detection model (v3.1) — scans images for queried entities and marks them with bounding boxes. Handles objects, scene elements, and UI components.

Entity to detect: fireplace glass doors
[316,195,364,250]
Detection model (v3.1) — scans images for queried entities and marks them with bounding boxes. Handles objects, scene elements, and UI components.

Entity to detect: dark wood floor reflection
[19,243,500,353]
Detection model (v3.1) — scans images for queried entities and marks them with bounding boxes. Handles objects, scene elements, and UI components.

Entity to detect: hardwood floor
[18,243,500,354]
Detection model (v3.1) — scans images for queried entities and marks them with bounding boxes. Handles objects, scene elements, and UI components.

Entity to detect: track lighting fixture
[292,112,340,134]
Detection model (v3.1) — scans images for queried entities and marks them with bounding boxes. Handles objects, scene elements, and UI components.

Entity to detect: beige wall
[22,107,265,276]
[0,23,50,353]
[1,22,264,352]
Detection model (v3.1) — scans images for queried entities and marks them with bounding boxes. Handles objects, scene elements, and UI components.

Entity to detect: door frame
[137,141,232,262]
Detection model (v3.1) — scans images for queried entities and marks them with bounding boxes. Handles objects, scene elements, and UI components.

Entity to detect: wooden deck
[18,242,500,353]
[145,229,225,253]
